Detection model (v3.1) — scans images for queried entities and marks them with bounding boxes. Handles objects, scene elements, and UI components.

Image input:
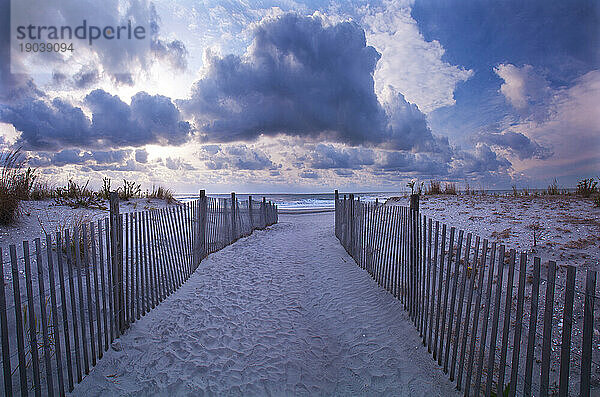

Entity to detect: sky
[0,0,598,194]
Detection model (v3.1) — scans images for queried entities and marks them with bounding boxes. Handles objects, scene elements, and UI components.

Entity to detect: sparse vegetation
[546,178,559,195]
[576,177,598,198]
[427,180,442,195]
[444,182,457,195]
[98,177,112,200]
[119,179,142,200]
[511,185,518,197]
[55,179,105,209]
[147,185,175,203]
[527,222,546,247]
[0,149,35,225]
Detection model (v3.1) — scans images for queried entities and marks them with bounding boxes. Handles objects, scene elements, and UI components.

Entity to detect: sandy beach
[388,194,600,272]
[68,212,458,396]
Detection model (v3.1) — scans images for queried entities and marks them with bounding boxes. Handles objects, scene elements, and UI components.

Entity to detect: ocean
[174,192,400,210]
[174,188,576,210]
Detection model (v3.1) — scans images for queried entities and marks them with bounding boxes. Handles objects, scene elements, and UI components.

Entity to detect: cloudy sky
[0,0,598,193]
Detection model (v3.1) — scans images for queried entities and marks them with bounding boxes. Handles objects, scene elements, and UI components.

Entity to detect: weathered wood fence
[335,191,598,397]
[0,192,277,396]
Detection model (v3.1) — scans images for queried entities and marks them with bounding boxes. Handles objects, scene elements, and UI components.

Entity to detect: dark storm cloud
[477,131,553,160]
[0,90,191,150]
[180,13,440,152]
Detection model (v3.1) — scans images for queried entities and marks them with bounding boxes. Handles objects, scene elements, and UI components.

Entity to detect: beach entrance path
[71,213,459,396]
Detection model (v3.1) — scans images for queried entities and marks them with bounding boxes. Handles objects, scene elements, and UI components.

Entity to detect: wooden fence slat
[523,257,541,397]
[438,226,454,365]
[558,265,576,397]
[148,211,159,303]
[434,224,447,362]
[451,232,471,381]
[474,241,496,397]
[97,221,109,352]
[34,238,54,396]
[162,209,177,294]
[457,235,479,390]
[420,213,426,330]
[368,204,377,279]
[170,207,185,288]
[9,245,28,396]
[444,229,463,373]
[508,252,528,397]
[485,244,505,397]
[423,218,432,346]
[151,211,164,304]
[137,212,145,316]
[580,269,596,397]
[540,261,557,397]
[428,221,440,353]
[56,232,74,391]
[82,226,97,366]
[464,238,488,396]
[146,210,156,309]
[104,218,114,343]
[497,249,516,396]
[394,206,402,297]
[127,213,135,323]
[387,206,398,293]
[90,224,103,361]
[0,247,12,396]
[142,212,152,313]
[73,229,90,375]
[124,214,130,326]
[23,240,42,396]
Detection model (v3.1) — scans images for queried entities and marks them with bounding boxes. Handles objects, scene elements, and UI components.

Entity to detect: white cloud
[362,0,473,113]
[494,64,549,110]
[499,69,600,179]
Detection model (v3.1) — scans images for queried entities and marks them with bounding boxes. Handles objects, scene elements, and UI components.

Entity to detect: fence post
[231,192,237,240]
[248,195,253,229]
[199,190,207,261]
[409,193,419,322]
[334,190,339,238]
[262,197,267,228]
[109,192,124,334]
[349,194,355,257]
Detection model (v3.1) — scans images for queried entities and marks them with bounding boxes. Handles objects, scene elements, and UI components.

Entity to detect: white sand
[69,213,458,396]
[388,195,600,272]
[0,198,178,249]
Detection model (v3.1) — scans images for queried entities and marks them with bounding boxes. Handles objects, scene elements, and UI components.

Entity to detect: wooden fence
[335,192,598,397]
[0,192,277,396]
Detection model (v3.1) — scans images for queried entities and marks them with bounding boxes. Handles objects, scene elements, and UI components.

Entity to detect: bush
[576,178,598,198]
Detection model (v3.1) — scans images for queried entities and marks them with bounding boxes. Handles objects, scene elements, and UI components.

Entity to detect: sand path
[71,213,458,396]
